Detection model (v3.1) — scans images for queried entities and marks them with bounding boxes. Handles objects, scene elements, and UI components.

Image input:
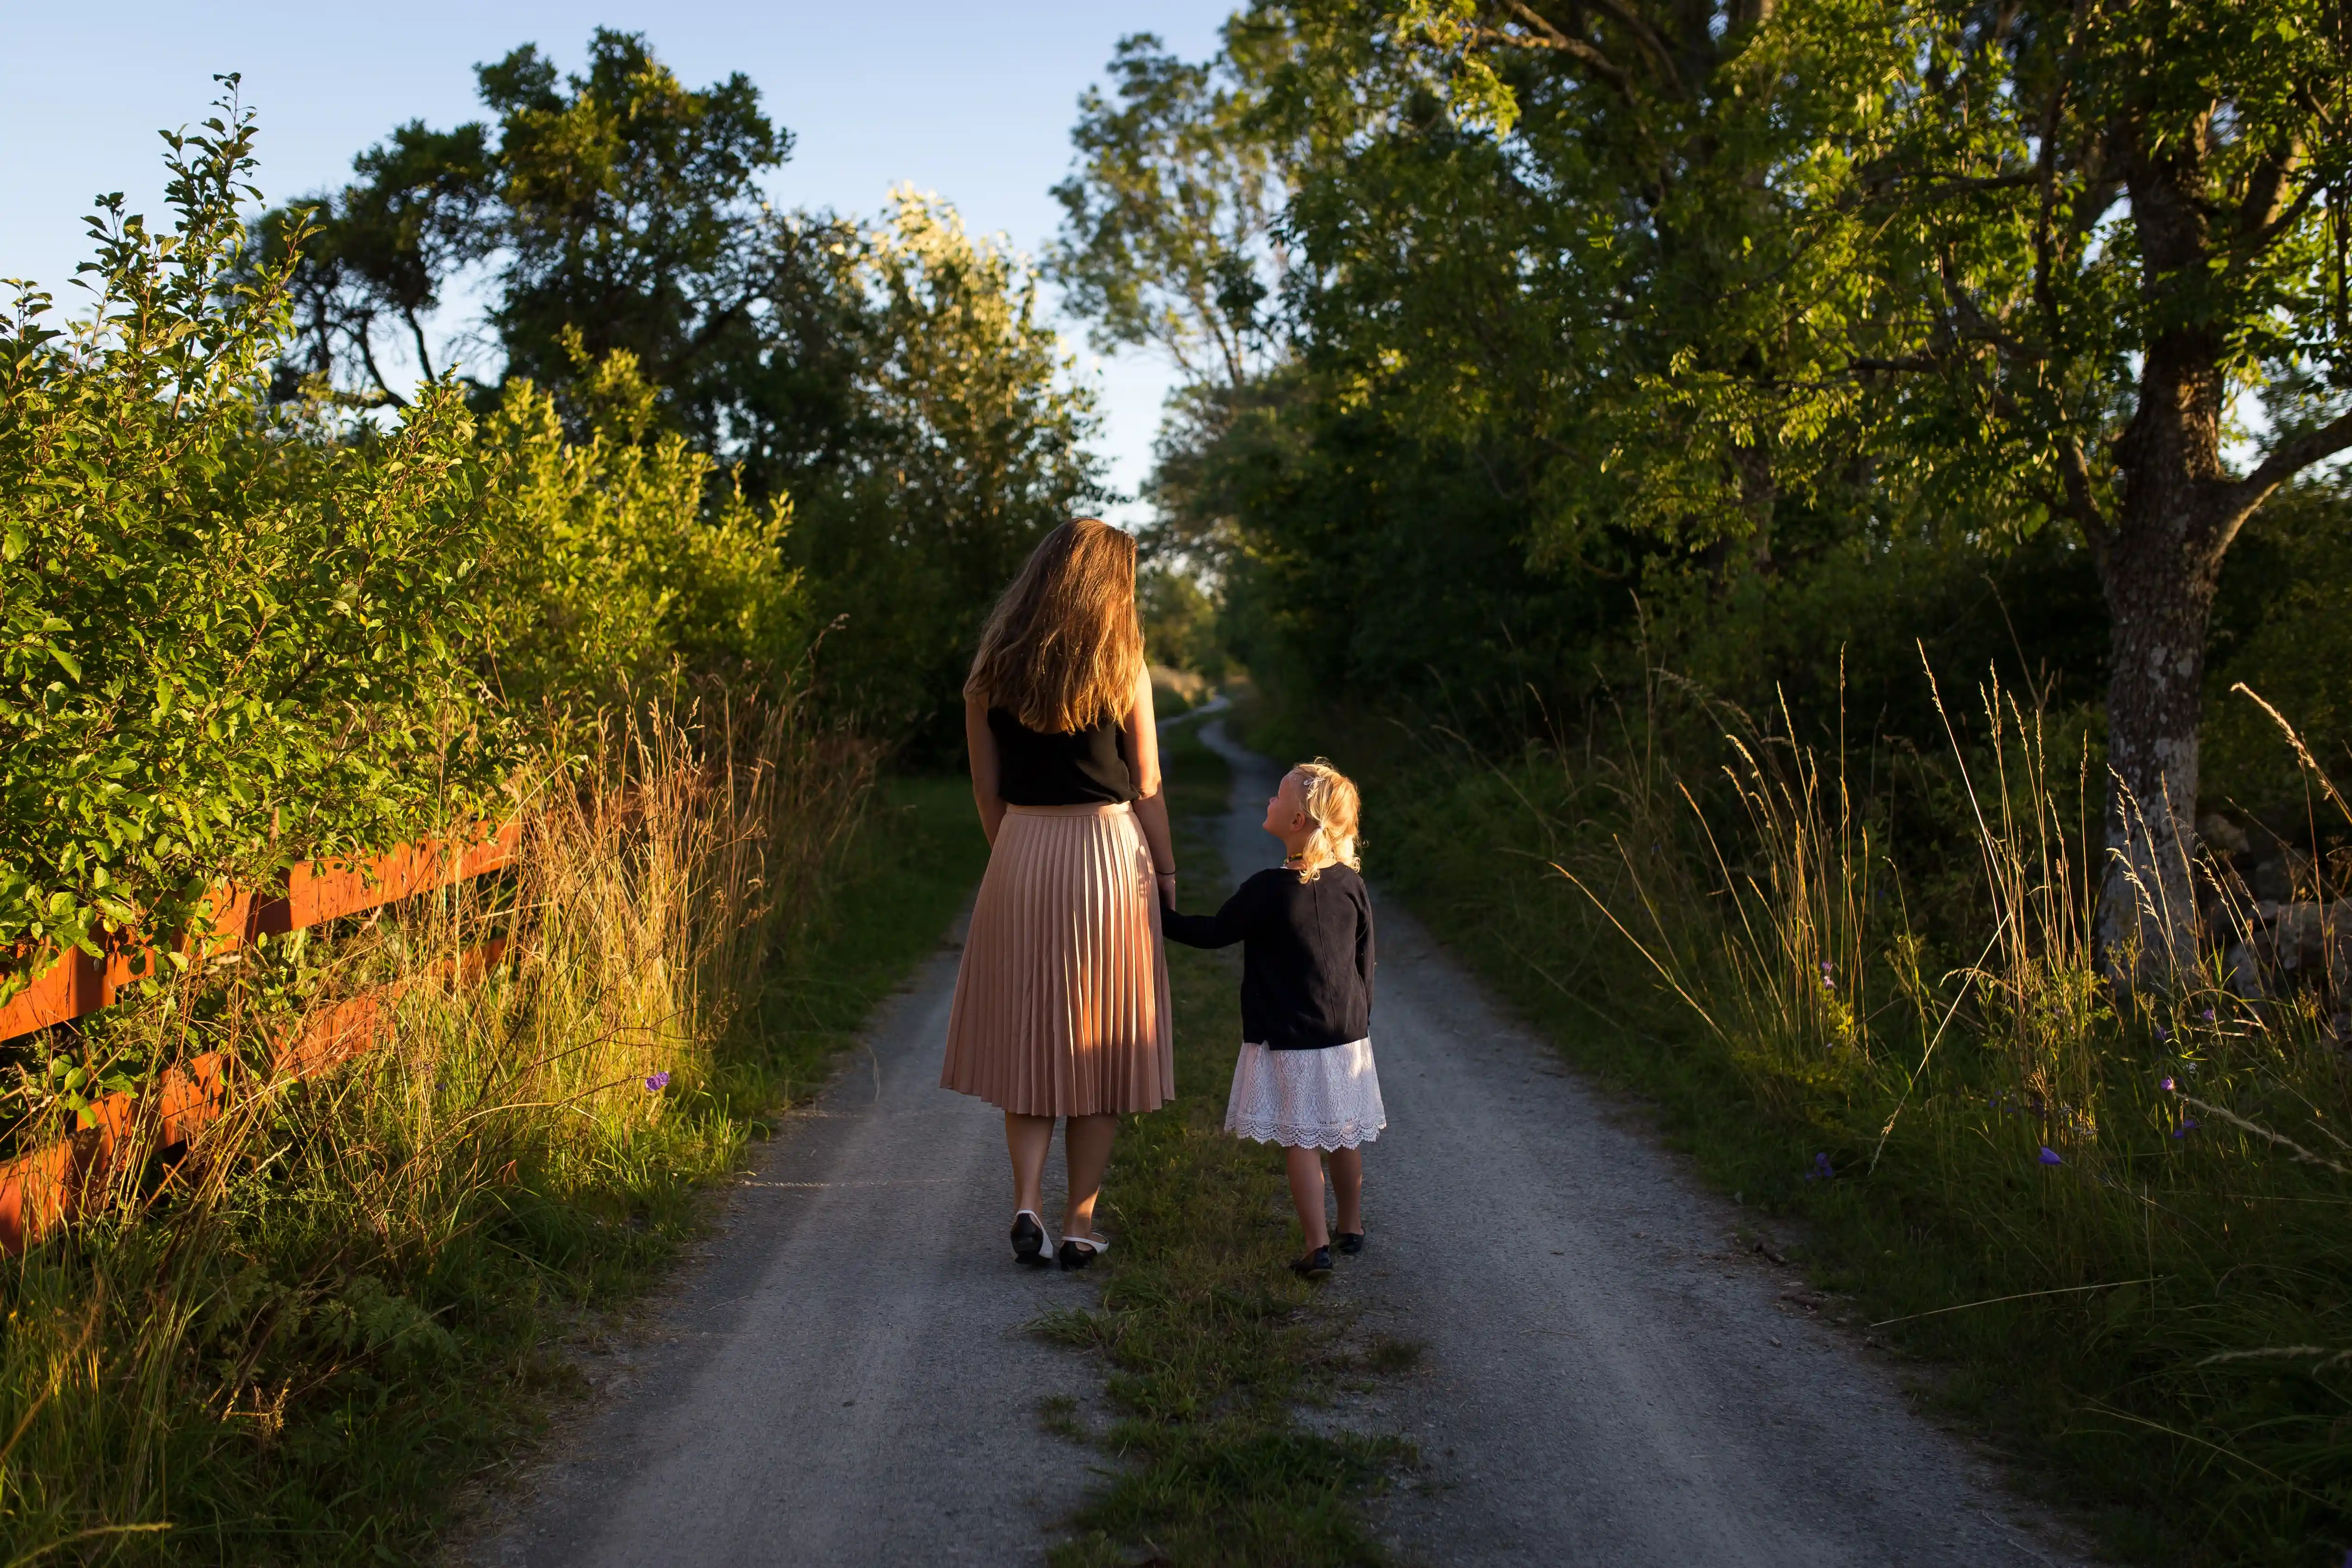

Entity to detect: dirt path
[469,922,1097,1567]
[1195,719,2091,1568]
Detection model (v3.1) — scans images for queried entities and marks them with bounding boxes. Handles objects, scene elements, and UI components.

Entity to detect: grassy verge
[1044,716,1406,1568]
[1236,688,2352,1568]
[0,720,986,1566]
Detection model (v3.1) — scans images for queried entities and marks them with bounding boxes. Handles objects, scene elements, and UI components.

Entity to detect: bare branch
[1465,19,1630,94]
[402,306,437,384]
[2233,405,2352,501]
[1913,170,2043,202]
[2239,177,2323,255]
[1942,288,2040,362]
[2057,437,2110,548]
[1494,0,1577,49]
[352,318,411,412]
[1531,0,1682,93]
[2234,137,2301,238]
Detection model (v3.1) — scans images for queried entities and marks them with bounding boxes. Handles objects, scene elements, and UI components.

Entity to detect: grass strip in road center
[1039,719,1409,1568]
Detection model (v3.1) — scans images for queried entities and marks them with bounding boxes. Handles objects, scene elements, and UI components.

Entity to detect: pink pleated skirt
[941,803,1175,1117]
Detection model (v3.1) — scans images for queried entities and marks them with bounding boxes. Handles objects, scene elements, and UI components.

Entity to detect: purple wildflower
[1804,1152,1836,1182]
[2153,1024,2172,1042]
[645,1071,672,1093]
[2038,1146,2063,1166]
[2201,1007,2216,1022]
[2159,1077,2177,1092]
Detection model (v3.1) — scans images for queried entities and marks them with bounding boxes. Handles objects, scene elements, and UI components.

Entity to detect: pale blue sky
[0,2,1236,517]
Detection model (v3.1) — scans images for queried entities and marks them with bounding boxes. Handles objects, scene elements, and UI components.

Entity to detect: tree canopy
[1061,0,2352,972]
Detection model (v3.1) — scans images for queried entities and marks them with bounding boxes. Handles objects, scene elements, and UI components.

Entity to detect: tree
[1059,4,1903,723]
[1050,31,1292,392]
[474,33,789,392]
[794,191,1108,751]
[256,28,870,502]
[1140,559,1232,678]
[3,81,820,994]
[1850,0,2352,974]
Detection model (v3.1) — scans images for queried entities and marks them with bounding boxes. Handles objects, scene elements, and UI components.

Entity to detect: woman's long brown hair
[964,519,1145,733]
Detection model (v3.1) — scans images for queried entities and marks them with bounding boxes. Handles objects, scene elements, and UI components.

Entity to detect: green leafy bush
[0,92,501,989]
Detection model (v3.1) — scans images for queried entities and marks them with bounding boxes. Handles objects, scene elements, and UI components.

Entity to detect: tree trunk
[2097,339,2232,983]
[2092,103,2246,986]
[2096,503,2219,981]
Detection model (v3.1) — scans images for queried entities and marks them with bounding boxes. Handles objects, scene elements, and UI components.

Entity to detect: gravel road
[469,710,2090,1568]
[1195,718,2090,1568]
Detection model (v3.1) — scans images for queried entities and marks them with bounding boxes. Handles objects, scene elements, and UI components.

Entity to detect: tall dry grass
[0,690,872,1563]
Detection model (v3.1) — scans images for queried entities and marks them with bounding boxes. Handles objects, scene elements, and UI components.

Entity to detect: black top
[989,707,1136,806]
[1159,865,1375,1050]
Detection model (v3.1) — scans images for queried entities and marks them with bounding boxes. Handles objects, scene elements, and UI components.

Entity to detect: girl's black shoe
[1336,1232,1365,1257]
[1057,1235,1108,1270]
[1011,1210,1047,1266]
[1289,1245,1333,1279]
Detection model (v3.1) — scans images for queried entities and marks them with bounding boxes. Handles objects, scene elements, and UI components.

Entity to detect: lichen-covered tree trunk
[2096,501,2221,980]
[2097,334,2234,982]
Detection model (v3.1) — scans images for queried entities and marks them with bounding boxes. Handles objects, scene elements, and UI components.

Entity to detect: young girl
[1159,759,1383,1279]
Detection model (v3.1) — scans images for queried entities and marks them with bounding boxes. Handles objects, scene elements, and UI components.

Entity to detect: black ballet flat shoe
[1289,1245,1333,1280]
[1336,1232,1365,1257]
[1011,1210,1048,1266]
[1057,1235,1109,1270]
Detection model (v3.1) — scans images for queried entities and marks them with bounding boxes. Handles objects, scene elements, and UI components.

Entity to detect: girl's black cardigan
[1158,865,1374,1049]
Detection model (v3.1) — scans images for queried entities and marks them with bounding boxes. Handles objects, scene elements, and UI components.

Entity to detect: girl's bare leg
[1327,1147,1364,1236]
[1006,1112,1053,1217]
[1062,1113,1119,1239]
[1285,1145,1331,1251]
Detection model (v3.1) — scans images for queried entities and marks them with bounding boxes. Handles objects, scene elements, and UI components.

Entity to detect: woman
[941,518,1177,1269]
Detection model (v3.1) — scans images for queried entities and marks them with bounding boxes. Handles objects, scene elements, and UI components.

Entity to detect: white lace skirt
[1224,1039,1386,1151]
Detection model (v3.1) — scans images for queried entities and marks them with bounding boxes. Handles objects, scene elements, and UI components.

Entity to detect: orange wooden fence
[0,823,523,1253]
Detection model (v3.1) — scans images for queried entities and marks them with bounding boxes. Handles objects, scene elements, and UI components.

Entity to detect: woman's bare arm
[1126,668,1179,885]
[966,695,1006,846]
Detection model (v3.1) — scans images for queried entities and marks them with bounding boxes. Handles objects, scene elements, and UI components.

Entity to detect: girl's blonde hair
[1289,759,1362,882]
[964,519,1144,733]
